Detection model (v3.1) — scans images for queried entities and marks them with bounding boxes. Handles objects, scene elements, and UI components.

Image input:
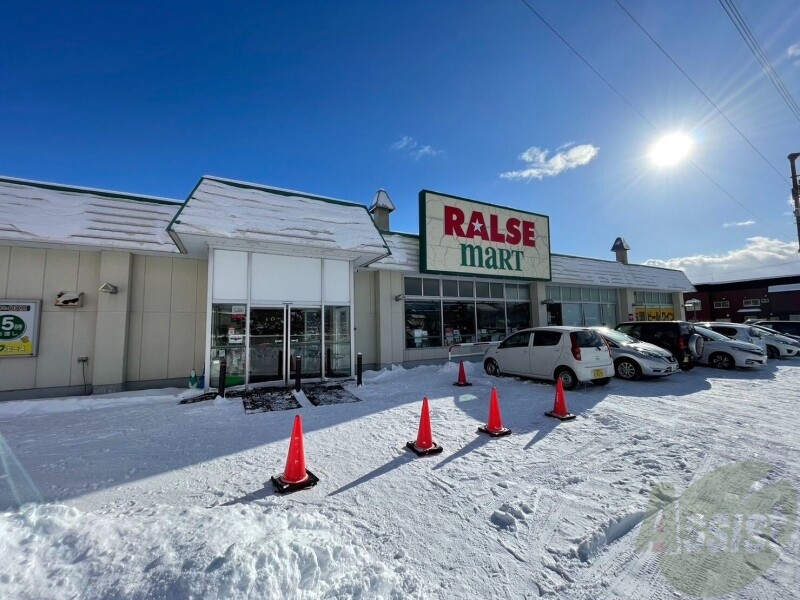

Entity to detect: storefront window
[561,303,582,326]
[402,276,532,347]
[443,301,476,344]
[405,301,441,348]
[210,303,247,387]
[476,302,505,341]
[506,302,531,333]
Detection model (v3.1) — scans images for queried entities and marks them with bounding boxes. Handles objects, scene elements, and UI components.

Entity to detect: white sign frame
[0,299,41,357]
[419,190,551,281]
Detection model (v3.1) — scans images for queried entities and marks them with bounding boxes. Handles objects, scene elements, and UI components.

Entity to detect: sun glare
[649,133,693,166]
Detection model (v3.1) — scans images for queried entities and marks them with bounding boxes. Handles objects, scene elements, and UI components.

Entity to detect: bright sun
[649,133,693,166]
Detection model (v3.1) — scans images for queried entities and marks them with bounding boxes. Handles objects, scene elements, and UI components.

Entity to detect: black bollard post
[295,355,302,392]
[357,352,363,387]
[218,357,227,398]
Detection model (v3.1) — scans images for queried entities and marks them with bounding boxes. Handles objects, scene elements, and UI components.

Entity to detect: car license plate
[592,369,604,377]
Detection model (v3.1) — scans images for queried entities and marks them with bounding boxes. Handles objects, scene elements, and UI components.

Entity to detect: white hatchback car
[750,324,800,359]
[696,322,767,353]
[693,325,767,369]
[483,326,614,390]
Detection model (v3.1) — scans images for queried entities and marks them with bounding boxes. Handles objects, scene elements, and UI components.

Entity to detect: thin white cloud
[722,220,755,228]
[787,43,800,58]
[500,143,599,181]
[389,136,443,160]
[644,237,800,283]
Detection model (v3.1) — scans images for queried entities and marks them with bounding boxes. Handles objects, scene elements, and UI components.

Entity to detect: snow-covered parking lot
[1,359,799,599]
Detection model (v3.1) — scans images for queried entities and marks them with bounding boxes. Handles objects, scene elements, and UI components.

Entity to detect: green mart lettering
[460,243,523,272]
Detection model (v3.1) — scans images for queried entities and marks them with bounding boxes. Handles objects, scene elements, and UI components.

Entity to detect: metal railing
[447,341,501,362]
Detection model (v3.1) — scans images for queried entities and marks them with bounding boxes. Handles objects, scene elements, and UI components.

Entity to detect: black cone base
[405,441,444,456]
[545,411,576,421]
[271,469,320,494]
[453,381,473,387]
[477,425,512,437]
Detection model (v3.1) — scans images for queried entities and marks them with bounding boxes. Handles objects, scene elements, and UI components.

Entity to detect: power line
[718,0,800,123]
[516,0,787,235]
[615,0,788,186]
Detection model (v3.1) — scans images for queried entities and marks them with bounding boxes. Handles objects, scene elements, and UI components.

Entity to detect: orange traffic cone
[478,387,511,437]
[453,360,472,387]
[406,397,443,456]
[545,378,576,421]
[271,415,320,493]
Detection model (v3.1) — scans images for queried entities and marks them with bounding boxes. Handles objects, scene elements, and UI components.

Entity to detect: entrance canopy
[169,176,391,265]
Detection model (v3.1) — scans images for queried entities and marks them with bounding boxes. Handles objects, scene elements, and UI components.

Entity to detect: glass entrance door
[249,308,285,383]
[248,306,323,384]
[288,307,322,380]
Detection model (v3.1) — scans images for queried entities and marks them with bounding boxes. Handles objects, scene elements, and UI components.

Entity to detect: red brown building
[683,275,800,323]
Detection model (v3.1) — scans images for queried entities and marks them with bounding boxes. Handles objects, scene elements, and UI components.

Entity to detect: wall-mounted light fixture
[395,294,406,301]
[55,291,83,307]
[540,298,556,305]
[98,282,119,294]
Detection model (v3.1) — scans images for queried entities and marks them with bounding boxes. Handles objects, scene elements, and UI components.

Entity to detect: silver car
[593,327,678,380]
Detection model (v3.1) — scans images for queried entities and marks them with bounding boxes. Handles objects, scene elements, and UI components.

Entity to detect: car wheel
[615,358,641,381]
[592,377,611,386]
[709,352,735,370]
[688,333,704,359]
[484,358,501,377]
[556,367,578,390]
[767,345,779,359]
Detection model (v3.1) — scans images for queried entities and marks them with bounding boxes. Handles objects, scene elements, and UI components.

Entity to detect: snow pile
[1,360,799,598]
[0,503,421,599]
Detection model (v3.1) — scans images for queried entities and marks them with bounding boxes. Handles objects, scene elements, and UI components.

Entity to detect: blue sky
[2,1,800,283]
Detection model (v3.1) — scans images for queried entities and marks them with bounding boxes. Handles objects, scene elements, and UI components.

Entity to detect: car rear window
[572,330,604,347]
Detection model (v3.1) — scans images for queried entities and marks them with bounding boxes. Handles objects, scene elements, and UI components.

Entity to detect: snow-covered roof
[0,176,182,253]
[768,283,800,293]
[169,177,391,265]
[373,232,694,291]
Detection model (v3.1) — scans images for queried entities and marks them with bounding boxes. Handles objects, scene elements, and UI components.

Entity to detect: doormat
[302,383,361,407]
[178,391,218,405]
[232,387,303,413]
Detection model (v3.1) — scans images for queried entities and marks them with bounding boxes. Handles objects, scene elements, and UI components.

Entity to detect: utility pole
[789,153,800,252]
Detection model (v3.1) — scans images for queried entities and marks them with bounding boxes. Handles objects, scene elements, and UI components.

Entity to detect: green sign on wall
[0,300,41,357]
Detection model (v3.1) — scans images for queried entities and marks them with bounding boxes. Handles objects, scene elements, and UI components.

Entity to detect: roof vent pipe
[368,189,395,231]
[611,237,630,265]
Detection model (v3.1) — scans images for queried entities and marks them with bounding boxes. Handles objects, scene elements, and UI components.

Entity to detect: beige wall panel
[171,259,198,313]
[354,271,376,364]
[0,246,10,296]
[139,312,170,380]
[8,247,46,298]
[130,255,146,313]
[97,252,131,312]
[0,357,36,391]
[195,312,206,373]
[167,312,198,379]
[70,311,97,386]
[42,251,80,313]
[76,251,101,313]
[196,260,208,314]
[143,257,173,313]
[93,311,129,385]
[35,310,75,387]
[126,311,143,381]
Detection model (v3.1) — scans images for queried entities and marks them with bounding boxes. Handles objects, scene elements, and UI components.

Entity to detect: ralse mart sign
[419,190,551,280]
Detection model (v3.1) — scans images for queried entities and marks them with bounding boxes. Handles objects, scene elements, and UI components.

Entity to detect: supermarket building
[0,175,694,400]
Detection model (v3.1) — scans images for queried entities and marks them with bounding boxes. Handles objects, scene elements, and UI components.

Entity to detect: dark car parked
[614,321,704,370]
